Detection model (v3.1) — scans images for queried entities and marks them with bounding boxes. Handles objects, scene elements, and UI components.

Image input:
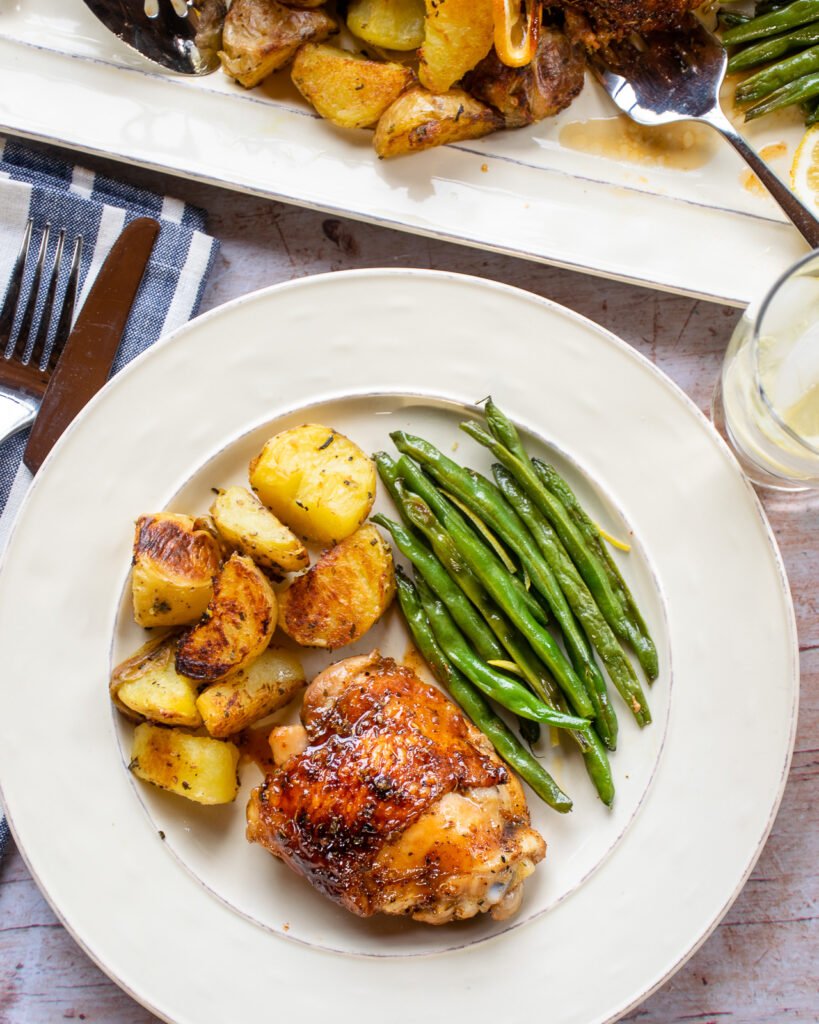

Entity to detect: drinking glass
[713,249,819,491]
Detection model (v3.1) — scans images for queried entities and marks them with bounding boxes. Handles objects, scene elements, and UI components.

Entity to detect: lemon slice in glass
[790,124,819,211]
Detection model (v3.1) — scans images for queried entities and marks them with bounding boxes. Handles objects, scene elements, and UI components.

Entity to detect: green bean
[380,466,611,761]
[371,511,542,744]
[745,70,819,117]
[736,43,819,101]
[387,481,561,705]
[396,491,616,802]
[530,457,654,662]
[723,0,819,45]
[727,22,819,72]
[391,436,604,696]
[394,569,574,811]
[494,465,648,729]
[385,453,595,718]
[458,421,659,682]
[372,513,506,663]
[412,570,591,732]
[375,451,549,629]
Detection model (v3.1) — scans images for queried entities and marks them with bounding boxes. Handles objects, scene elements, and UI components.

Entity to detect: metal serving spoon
[82,0,226,75]
[587,16,819,248]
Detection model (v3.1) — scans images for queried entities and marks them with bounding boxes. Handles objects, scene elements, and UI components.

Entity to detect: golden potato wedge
[418,0,494,94]
[292,44,413,129]
[249,424,376,544]
[219,0,336,88]
[210,486,309,573]
[196,646,306,738]
[269,724,309,766]
[278,524,395,648]
[373,86,500,158]
[110,632,202,729]
[132,513,222,628]
[346,0,425,50]
[130,724,240,805]
[176,553,277,682]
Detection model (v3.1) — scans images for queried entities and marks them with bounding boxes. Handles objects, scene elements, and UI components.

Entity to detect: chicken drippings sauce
[559,114,718,169]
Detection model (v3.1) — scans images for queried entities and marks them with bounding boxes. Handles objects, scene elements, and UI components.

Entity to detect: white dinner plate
[0,0,810,304]
[0,270,798,1023]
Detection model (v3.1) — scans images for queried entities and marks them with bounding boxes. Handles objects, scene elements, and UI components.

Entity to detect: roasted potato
[176,553,277,682]
[110,632,202,729]
[278,524,395,648]
[346,0,425,50]
[418,0,494,94]
[249,424,376,544]
[210,486,309,573]
[130,724,240,805]
[219,0,336,88]
[132,513,222,628]
[292,44,413,129]
[373,87,500,158]
[269,724,309,766]
[196,646,306,738]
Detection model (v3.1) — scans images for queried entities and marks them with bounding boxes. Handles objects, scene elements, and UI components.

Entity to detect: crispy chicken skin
[247,652,546,923]
[464,26,586,129]
[561,0,701,47]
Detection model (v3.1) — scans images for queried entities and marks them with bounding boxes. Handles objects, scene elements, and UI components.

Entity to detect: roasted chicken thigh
[247,652,546,924]
[561,0,702,46]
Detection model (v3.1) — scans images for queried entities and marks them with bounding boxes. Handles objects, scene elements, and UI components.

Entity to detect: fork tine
[29,229,65,369]
[0,218,34,354]
[9,224,50,362]
[48,234,83,370]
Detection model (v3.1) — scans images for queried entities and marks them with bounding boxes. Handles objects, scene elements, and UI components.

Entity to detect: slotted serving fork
[82,0,226,75]
[0,220,83,446]
[587,17,819,249]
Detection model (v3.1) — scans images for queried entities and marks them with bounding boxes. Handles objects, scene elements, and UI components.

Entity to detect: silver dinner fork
[587,17,819,249]
[0,221,83,446]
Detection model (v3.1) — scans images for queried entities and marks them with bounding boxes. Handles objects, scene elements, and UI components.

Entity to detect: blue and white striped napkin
[0,137,220,862]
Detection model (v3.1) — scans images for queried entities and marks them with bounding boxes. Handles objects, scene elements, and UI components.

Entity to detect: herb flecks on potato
[292,43,414,129]
[418,0,495,94]
[219,0,336,88]
[278,524,396,649]
[374,87,500,158]
[176,553,277,683]
[132,513,222,628]
[196,646,305,738]
[111,632,202,729]
[210,485,309,573]
[130,724,240,805]
[249,424,377,545]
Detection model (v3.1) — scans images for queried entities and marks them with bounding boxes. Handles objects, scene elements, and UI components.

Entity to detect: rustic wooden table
[0,146,817,1024]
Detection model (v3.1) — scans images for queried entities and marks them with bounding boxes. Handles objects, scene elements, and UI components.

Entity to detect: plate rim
[0,268,800,1024]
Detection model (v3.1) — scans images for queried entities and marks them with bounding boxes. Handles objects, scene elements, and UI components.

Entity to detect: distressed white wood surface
[0,147,817,1024]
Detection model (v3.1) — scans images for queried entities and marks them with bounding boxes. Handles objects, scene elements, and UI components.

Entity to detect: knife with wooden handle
[23,217,160,473]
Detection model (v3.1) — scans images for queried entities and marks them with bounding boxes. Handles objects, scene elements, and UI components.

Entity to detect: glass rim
[752,247,819,458]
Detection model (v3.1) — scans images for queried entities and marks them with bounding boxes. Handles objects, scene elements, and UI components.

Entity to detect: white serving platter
[0,0,811,304]
[0,269,798,1023]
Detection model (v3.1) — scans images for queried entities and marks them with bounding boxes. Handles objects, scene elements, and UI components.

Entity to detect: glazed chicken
[247,652,546,924]
[465,25,586,129]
